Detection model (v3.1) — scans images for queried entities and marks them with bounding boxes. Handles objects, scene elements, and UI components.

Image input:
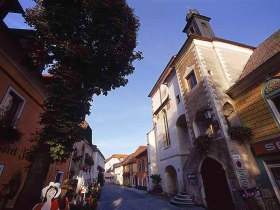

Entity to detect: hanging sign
[186,174,196,180]
[232,156,250,189]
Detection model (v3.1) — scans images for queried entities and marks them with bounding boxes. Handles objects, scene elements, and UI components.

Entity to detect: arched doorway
[201,158,234,210]
[165,165,179,195]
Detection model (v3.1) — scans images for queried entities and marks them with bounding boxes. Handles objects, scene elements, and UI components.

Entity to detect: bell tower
[183,9,215,39]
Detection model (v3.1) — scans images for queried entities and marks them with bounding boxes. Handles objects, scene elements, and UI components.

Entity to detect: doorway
[165,165,179,195]
[201,158,234,210]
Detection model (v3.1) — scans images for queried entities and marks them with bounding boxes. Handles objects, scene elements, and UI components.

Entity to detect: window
[263,77,280,126]
[263,160,280,201]
[186,71,197,90]
[0,87,25,128]
[55,171,64,184]
[162,110,171,147]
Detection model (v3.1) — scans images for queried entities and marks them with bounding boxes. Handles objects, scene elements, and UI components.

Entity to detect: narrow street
[97,184,206,210]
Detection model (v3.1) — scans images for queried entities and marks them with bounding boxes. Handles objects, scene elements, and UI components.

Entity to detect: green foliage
[194,134,212,153]
[150,174,161,186]
[24,0,142,162]
[228,126,252,144]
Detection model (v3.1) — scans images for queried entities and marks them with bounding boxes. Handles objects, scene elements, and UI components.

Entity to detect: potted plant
[193,134,212,153]
[150,174,162,193]
[228,126,252,144]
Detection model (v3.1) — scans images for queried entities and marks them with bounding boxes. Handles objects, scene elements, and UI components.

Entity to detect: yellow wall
[233,72,280,143]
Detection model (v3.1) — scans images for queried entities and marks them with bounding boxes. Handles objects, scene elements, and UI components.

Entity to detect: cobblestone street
[97,184,206,210]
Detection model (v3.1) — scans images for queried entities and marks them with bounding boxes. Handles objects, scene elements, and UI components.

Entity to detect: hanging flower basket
[194,134,212,153]
[85,156,94,166]
[228,126,252,144]
[0,126,22,143]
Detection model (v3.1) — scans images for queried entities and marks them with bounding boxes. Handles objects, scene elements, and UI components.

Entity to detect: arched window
[222,102,241,127]
[262,77,280,126]
[162,109,171,147]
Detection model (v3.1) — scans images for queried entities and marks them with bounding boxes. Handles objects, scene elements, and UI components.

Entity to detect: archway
[176,114,190,153]
[201,158,234,210]
[165,165,179,195]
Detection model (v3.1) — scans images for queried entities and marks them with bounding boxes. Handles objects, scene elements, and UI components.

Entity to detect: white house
[104,154,128,183]
[91,145,105,182]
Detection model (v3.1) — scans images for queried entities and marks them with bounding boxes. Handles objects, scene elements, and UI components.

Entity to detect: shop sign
[186,174,196,180]
[232,154,241,160]
[252,139,280,155]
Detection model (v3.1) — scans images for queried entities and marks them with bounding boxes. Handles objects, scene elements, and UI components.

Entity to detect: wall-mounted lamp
[203,110,212,120]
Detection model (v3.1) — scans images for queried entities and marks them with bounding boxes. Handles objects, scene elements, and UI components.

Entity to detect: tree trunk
[13,148,51,210]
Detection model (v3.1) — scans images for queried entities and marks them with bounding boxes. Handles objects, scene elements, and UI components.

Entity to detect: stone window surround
[0,86,26,128]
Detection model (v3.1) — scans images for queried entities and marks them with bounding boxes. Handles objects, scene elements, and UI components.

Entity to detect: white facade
[147,10,258,207]
[114,164,124,185]
[105,158,121,171]
[148,61,190,195]
[92,145,105,182]
[105,155,126,183]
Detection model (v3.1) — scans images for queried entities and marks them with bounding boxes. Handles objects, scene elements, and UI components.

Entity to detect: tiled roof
[133,146,147,159]
[237,29,280,82]
[122,153,136,166]
[105,154,128,163]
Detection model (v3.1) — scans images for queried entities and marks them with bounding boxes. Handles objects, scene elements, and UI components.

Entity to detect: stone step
[173,196,193,202]
[170,198,195,206]
[177,193,192,199]
[170,192,195,207]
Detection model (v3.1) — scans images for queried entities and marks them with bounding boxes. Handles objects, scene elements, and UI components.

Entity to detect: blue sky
[5,0,280,158]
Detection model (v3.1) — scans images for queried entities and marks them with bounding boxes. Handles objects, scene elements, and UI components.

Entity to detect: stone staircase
[170,192,195,207]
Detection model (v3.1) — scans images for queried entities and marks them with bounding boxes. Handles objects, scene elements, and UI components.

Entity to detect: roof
[121,153,136,166]
[237,29,280,82]
[0,0,24,20]
[148,56,176,97]
[105,154,128,163]
[92,145,105,160]
[227,29,280,97]
[133,146,147,159]
[149,35,255,98]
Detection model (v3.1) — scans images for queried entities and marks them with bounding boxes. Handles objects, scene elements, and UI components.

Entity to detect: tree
[14,0,141,209]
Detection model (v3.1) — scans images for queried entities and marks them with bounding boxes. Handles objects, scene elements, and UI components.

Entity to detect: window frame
[186,71,198,90]
[262,77,280,128]
[0,86,26,128]
[162,109,171,148]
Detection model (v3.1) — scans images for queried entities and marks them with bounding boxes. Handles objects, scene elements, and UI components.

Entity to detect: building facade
[104,154,128,183]
[0,1,47,208]
[148,9,275,209]
[134,146,148,190]
[148,56,189,195]
[227,29,280,209]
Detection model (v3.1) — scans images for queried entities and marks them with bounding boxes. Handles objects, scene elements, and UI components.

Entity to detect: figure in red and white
[32,182,61,210]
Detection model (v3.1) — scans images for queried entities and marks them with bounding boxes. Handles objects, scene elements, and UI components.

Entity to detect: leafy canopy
[26,0,142,161]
